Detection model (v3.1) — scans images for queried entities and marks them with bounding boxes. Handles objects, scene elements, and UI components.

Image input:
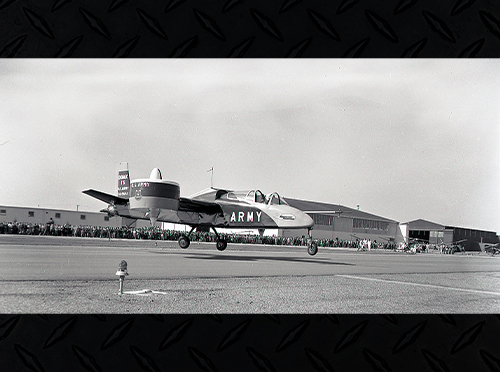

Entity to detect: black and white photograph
[0,59,498,315]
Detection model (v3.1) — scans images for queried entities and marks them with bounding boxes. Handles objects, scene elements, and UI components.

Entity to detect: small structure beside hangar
[399,219,499,251]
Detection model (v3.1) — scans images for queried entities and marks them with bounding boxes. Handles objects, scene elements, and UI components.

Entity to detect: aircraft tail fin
[117,162,130,198]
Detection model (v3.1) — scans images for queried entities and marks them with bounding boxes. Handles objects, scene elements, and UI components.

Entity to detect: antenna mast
[207,167,213,187]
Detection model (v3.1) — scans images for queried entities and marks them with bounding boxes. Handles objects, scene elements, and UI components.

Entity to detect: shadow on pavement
[162,252,356,266]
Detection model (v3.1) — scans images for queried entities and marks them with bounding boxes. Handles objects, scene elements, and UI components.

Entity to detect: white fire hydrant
[115,260,129,295]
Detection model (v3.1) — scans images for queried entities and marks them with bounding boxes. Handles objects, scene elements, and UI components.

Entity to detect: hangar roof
[283,197,398,223]
[402,219,498,236]
[401,219,445,230]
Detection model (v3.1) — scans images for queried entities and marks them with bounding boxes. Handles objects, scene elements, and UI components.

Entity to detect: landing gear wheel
[216,240,227,251]
[308,241,318,256]
[178,235,190,249]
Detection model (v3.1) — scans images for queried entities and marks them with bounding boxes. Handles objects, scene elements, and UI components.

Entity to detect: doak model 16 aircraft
[83,164,318,255]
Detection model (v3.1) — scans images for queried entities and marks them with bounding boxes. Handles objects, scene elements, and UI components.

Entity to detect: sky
[0,59,499,232]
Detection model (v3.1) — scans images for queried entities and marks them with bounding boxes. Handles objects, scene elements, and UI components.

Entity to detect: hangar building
[282,198,402,243]
[0,205,153,229]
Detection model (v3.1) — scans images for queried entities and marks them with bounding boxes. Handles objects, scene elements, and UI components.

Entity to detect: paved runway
[1,235,499,313]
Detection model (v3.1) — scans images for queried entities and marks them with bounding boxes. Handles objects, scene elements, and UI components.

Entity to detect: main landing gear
[178,226,228,251]
[216,239,228,251]
[307,228,318,256]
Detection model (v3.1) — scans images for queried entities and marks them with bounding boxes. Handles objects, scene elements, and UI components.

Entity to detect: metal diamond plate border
[1,314,500,371]
[1,0,499,370]
[0,0,499,57]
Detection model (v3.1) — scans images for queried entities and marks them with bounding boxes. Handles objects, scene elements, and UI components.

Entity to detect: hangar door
[409,230,430,243]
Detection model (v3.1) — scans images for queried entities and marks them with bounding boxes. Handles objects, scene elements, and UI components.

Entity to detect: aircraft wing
[82,189,129,205]
[179,197,223,214]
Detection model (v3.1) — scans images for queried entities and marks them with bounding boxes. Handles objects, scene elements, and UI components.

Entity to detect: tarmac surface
[1,235,499,313]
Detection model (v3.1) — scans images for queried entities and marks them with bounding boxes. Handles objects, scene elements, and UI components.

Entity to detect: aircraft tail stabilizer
[82,189,129,205]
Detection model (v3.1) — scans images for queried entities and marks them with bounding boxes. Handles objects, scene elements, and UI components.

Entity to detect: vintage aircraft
[484,242,500,256]
[83,165,318,255]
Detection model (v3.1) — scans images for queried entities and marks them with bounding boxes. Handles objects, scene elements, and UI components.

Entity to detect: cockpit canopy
[245,190,288,206]
[212,189,288,206]
[266,192,288,205]
[245,190,265,203]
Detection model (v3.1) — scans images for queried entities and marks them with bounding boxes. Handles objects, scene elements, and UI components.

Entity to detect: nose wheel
[307,242,318,256]
[307,228,318,256]
[308,241,318,255]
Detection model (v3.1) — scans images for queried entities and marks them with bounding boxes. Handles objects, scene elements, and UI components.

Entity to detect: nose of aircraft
[281,206,315,228]
[302,211,314,228]
[278,205,314,229]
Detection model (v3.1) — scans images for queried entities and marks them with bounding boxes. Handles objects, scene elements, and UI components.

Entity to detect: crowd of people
[0,221,402,249]
[0,221,458,252]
